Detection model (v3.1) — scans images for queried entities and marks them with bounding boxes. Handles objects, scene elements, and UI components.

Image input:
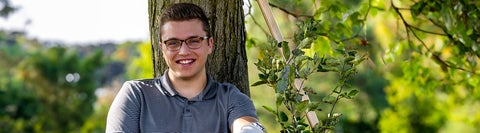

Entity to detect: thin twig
[245,0,270,36]
[268,2,313,18]
[325,54,349,130]
[392,1,432,52]
[408,24,447,36]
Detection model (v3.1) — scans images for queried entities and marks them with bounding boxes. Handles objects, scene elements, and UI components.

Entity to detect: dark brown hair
[160,3,210,37]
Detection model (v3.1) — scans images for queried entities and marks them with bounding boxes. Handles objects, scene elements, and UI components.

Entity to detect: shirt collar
[158,70,217,101]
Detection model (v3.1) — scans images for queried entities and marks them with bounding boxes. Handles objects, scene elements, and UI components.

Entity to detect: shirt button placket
[182,100,193,132]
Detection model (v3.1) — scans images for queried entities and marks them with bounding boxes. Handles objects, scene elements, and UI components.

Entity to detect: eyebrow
[163,36,204,41]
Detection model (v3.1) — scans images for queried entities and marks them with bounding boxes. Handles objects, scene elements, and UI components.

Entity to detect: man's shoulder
[118,78,170,100]
[214,82,238,91]
[121,78,161,91]
[126,78,158,84]
[125,78,158,84]
[212,82,247,99]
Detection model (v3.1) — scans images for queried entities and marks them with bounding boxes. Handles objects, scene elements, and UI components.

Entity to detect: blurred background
[1,0,479,132]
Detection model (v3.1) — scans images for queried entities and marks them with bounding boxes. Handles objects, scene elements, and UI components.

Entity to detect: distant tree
[0,44,103,132]
[0,31,40,132]
[0,0,17,18]
[148,0,251,95]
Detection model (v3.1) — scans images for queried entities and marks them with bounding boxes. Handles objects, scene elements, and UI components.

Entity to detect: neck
[167,69,208,100]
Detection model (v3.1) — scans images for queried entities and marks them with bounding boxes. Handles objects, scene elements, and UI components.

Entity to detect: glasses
[162,36,209,51]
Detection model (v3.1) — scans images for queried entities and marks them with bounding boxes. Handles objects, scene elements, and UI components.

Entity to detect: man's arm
[232,116,265,133]
[106,81,141,133]
[226,85,265,133]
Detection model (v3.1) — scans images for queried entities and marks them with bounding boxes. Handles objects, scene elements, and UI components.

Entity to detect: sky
[0,0,149,44]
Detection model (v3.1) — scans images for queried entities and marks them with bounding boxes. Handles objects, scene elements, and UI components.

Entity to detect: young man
[106,3,265,133]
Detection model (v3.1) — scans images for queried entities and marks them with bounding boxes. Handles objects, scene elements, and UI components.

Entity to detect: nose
[178,42,190,55]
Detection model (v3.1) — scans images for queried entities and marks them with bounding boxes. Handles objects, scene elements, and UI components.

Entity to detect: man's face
[161,19,213,80]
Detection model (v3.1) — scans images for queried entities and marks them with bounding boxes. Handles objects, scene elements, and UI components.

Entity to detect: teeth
[179,59,193,64]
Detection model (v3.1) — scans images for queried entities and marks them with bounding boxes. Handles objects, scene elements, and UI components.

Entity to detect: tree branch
[408,24,447,36]
[391,0,476,74]
[268,2,313,18]
[428,18,455,41]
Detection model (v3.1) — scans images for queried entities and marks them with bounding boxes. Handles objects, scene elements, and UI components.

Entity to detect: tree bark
[148,0,250,96]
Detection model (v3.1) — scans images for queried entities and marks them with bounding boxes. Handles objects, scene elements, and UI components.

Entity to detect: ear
[207,37,214,54]
[159,43,166,56]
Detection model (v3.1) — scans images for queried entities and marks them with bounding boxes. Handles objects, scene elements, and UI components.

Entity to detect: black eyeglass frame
[162,36,210,51]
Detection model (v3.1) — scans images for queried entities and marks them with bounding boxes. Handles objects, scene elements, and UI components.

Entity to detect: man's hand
[232,116,265,133]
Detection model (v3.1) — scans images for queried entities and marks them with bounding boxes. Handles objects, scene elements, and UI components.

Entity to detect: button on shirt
[106,73,258,133]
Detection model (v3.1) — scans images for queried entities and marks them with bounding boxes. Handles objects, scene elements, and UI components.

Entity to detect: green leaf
[301,130,312,133]
[292,49,305,56]
[246,37,257,49]
[298,37,313,49]
[297,124,306,131]
[314,6,327,20]
[335,48,345,55]
[325,58,341,67]
[312,37,332,56]
[345,56,355,62]
[276,66,291,93]
[352,55,367,65]
[295,55,310,66]
[411,1,425,17]
[317,65,330,72]
[322,95,336,104]
[298,64,311,78]
[347,89,359,98]
[296,100,309,113]
[268,70,277,83]
[258,73,267,80]
[251,80,267,86]
[347,50,357,56]
[281,41,290,60]
[466,29,473,36]
[276,93,284,107]
[279,111,289,122]
[371,7,378,16]
[348,12,361,25]
[345,68,355,76]
[308,102,322,111]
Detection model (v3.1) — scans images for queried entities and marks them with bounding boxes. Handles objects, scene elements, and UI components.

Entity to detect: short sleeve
[227,86,258,129]
[106,81,142,133]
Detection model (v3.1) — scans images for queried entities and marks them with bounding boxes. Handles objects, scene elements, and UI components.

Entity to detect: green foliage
[378,0,480,132]
[126,41,154,79]
[253,1,369,128]
[17,46,104,132]
[248,0,479,132]
[254,41,366,132]
[251,0,370,132]
[0,31,105,132]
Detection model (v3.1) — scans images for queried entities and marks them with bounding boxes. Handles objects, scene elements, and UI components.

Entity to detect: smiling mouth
[176,59,195,64]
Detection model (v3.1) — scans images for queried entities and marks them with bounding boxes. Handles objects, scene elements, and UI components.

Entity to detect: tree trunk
[148,0,250,96]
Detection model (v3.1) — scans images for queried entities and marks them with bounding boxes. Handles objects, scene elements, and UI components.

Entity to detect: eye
[165,40,180,46]
[187,37,202,44]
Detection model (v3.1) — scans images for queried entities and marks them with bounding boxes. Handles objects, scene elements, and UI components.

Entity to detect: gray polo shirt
[106,73,258,133]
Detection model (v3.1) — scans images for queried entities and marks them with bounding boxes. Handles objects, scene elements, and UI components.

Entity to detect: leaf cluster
[251,0,372,132]
[253,40,366,132]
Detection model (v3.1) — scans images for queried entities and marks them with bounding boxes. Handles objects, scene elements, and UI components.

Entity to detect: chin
[174,72,195,79]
